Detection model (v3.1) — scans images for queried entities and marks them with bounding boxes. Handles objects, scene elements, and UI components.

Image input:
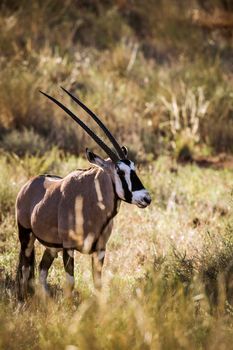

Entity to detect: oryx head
[40,87,151,209]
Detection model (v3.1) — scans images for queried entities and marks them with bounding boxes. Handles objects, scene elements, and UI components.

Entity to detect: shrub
[1,129,48,156]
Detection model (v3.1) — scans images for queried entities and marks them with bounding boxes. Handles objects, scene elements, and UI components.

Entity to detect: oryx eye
[117,169,125,176]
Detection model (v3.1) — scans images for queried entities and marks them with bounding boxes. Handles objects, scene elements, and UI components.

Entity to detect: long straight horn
[40,91,120,162]
[60,87,126,159]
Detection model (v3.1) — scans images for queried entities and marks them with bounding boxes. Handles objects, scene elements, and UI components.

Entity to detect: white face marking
[129,162,135,171]
[131,189,151,208]
[114,161,134,200]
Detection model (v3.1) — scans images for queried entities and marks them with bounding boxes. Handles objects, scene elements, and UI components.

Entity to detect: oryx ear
[86,148,107,168]
[122,146,128,158]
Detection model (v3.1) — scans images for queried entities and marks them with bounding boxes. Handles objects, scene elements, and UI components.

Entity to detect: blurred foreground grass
[0,150,233,349]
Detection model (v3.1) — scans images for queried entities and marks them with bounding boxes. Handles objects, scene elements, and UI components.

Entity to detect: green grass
[0,151,233,349]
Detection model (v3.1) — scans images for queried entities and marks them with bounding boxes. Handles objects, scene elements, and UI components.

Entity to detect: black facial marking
[117,169,125,176]
[130,170,144,192]
[118,172,132,203]
[121,159,131,166]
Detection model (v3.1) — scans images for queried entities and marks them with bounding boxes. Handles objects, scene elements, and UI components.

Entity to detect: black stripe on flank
[130,170,144,192]
[34,234,63,248]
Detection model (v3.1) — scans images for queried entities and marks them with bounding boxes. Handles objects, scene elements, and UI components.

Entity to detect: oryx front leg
[63,249,74,297]
[39,248,57,296]
[92,250,105,290]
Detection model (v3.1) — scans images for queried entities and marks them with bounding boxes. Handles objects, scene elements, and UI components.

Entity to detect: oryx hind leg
[39,248,58,296]
[63,249,74,297]
[16,222,35,300]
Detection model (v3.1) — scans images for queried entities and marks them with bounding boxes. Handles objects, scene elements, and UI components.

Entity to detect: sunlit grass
[0,151,232,349]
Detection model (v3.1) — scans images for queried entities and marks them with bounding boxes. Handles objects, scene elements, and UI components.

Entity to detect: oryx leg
[39,248,57,295]
[63,249,74,297]
[16,223,35,300]
[92,250,105,290]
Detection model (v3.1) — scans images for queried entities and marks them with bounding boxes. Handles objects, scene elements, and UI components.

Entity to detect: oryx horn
[60,87,126,159]
[40,91,119,162]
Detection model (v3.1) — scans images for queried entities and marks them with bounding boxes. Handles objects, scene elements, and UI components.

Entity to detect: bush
[0,129,48,156]
[0,0,233,159]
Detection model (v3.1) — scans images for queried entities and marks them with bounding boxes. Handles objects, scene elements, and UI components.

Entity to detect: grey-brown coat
[16,165,118,251]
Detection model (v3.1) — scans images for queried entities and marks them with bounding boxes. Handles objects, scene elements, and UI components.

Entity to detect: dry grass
[0,151,233,349]
[0,0,232,158]
[0,1,233,348]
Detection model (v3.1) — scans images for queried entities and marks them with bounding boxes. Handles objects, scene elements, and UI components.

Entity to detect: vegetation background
[0,0,233,349]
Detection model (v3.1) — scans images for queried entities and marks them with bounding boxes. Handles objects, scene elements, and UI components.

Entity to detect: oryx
[16,87,151,299]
